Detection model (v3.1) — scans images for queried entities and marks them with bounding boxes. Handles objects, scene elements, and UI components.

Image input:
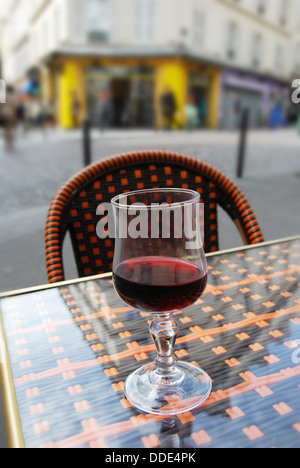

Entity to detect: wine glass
[111,188,212,415]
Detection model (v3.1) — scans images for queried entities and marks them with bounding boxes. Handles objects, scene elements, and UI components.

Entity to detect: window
[257,0,267,15]
[279,0,289,27]
[87,0,112,42]
[53,6,62,44]
[274,44,284,71]
[252,33,263,68]
[193,10,205,48]
[227,22,239,60]
[294,43,300,72]
[134,0,156,43]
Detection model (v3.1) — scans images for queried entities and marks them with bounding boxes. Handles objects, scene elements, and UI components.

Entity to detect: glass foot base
[124,361,212,415]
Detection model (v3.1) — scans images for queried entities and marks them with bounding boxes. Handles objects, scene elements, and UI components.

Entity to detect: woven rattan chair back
[45,151,264,283]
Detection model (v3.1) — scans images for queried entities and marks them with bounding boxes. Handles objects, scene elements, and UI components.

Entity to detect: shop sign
[189,73,210,87]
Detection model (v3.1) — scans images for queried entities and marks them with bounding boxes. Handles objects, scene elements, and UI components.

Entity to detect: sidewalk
[3,125,300,145]
[1,126,299,178]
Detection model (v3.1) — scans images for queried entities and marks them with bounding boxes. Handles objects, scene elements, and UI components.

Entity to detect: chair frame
[45,150,264,283]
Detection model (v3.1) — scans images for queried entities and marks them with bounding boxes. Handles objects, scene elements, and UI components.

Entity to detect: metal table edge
[0,272,113,300]
[205,234,300,258]
[0,236,299,300]
[0,311,25,448]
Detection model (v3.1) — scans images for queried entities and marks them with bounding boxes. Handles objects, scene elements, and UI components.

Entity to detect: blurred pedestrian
[160,86,177,130]
[16,99,26,126]
[44,100,56,127]
[96,92,110,131]
[268,101,286,129]
[198,98,207,127]
[0,85,17,151]
[40,99,56,131]
[29,98,43,128]
[15,96,29,135]
[71,91,81,128]
[297,111,300,136]
[184,95,199,131]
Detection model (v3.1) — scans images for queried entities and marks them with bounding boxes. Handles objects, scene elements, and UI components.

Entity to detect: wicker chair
[45,150,264,283]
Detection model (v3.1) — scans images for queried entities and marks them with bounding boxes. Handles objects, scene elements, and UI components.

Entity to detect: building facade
[0,0,299,129]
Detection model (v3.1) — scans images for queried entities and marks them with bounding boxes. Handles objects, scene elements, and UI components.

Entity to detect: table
[0,236,300,449]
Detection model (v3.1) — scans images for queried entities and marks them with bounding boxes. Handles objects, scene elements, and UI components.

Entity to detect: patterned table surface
[0,237,300,448]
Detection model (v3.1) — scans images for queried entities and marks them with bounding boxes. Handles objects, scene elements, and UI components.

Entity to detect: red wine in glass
[113,256,207,313]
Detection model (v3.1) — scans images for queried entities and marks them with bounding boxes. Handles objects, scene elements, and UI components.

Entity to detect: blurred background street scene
[0,0,299,295]
[1,0,300,134]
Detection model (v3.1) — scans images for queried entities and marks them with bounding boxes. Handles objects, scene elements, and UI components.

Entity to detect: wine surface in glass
[113,256,207,313]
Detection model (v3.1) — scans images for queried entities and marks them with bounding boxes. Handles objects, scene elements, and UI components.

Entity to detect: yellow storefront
[45,55,220,130]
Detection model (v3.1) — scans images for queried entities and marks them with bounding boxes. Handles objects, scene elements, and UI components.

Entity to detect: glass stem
[150,313,179,377]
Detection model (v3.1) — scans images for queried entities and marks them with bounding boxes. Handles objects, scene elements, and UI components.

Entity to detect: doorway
[188,73,211,128]
[189,85,209,127]
[110,79,130,127]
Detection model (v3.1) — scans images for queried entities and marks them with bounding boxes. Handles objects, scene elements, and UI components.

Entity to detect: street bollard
[83,117,91,167]
[236,108,249,179]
